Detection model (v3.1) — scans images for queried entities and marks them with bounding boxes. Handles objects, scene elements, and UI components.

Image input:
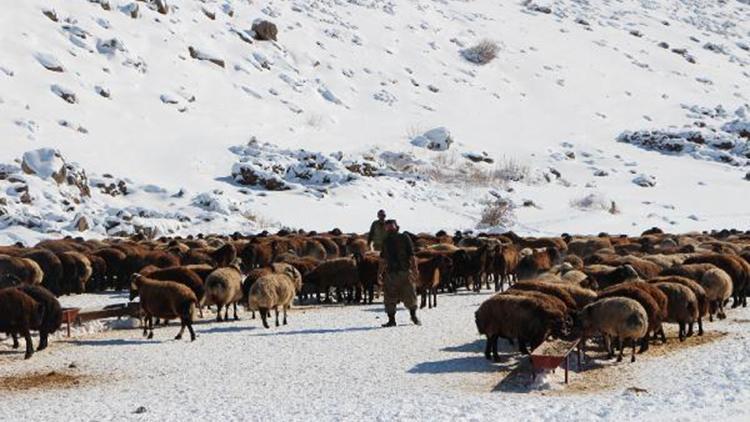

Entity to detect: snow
[0,291,749,420]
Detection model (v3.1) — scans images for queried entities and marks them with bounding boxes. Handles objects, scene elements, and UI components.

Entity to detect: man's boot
[382,312,397,327]
[410,308,421,326]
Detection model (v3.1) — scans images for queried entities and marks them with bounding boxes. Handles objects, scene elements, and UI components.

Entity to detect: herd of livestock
[0,227,748,368]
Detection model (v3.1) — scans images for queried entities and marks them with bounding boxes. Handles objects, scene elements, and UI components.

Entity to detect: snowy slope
[1,0,750,241]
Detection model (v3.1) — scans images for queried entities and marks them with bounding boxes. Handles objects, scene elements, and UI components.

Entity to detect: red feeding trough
[61,307,81,338]
[530,338,581,384]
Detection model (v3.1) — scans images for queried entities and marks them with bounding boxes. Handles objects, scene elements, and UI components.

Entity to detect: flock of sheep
[0,227,747,370]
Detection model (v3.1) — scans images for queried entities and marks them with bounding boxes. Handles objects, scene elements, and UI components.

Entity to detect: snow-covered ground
[1,291,749,421]
[2,0,750,243]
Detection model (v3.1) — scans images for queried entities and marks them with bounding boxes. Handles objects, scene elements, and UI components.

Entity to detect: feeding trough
[530,338,581,384]
[60,307,80,338]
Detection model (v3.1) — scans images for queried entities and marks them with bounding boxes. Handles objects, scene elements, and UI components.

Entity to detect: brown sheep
[415,254,452,309]
[583,264,640,290]
[474,294,568,361]
[303,258,360,303]
[683,254,749,308]
[0,288,44,359]
[652,282,699,341]
[93,247,128,290]
[22,249,63,296]
[598,283,662,352]
[649,275,708,336]
[60,251,93,294]
[353,251,381,304]
[501,290,570,316]
[492,244,520,292]
[0,255,43,285]
[141,266,206,317]
[517,247,561,280]
[130,275,197,341]
[508,280,578,311]
[15,284,62,351]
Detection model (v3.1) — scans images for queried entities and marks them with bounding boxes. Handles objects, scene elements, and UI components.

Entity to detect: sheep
[584,264,640,290]
[474,294,568,361]
[415,254,452,309]
[210,243,237,267]
[563,254,584,271]
[517,247,561,280]
[491,244,520,291]
[597,283,661,352]
[141,266,206,318]
[628,281,669,343]
[15,284,62,351]
[576,297,648,363]
[0,288,44,359]
[182,264,215,282]
[247,263,302,328]
[649,275,708,336]
[22,249,63,295]
[700,268,733,320]
[60,251,93,294]
[660,263,718,282]
[501,290,570,316]
[651,282,699,341]
[683,254,749,308]
[0,255,44,285]
[242,267,274,319]
[508,280,578,312]
[303,258,360,303]
[352,251,381,304]
[204,261,245,322]
[93,247,128,290]
[130,274,197,341]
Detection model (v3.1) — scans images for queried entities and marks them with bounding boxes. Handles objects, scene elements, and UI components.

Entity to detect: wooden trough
[61,302,141,337]
[529,338,581,384]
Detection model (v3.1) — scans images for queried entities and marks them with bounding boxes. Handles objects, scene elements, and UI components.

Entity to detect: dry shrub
[477,199,515,229]
[462,40,499,65]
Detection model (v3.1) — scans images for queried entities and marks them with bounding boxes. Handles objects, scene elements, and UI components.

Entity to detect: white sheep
[204,260,244,322]
[577,297,648,363]
[700,268,733,320]
[247,263,302,328]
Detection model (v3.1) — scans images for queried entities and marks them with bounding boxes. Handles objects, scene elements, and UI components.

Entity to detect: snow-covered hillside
[1,0,750,242]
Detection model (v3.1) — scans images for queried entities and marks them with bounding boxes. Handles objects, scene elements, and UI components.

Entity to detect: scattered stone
[42,9,58,22]
[411,127,453,151]
[633,174,656,187]
[252,20,278,41]
[35,53,63,72]
[51,84,77,104]
[133,406,147,414]
[188,47,225,68]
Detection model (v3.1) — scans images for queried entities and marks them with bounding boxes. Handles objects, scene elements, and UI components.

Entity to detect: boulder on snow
[252,20,278,41]
[411,127,453,151]
[35,53,63,72]
[51,84,77,104]
[188,47,225,68]
[21,149,91,197]
[632,174,656,187]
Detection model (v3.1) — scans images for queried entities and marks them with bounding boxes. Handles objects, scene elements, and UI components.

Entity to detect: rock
[232,165,290,191]
[593,169,609,177]
[73,215,90,232]
[51,84,77,104]
[133,406,147,414]
[36,53,63,72]
[122,3,139,19]
[154,0,169,15]
[745,172,750,181]
[42,9,58,22]
[21,149,91,197]
[188,47,225,68]
[632,174,656,187]
[411,127,453,151]
[252,20,278,41]
[95,86,110,98]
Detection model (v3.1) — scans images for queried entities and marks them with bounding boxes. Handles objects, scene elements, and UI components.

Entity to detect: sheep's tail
[182,300,196,321]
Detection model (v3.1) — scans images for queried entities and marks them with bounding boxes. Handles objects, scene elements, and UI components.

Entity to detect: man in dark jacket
[367,209,388,252]
[380,219,420,327]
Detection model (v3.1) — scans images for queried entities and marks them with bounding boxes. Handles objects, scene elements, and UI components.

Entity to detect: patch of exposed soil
[0,370,95,392]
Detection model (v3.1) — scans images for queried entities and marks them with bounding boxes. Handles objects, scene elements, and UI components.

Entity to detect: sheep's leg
[604,336,613,359]
[251,310,256,320]
[147,316,154,340]
[274,307,280,327]
[233,302,239,321]
[11,333,19,349]
[224,305,230,322]
[142,317,149,337]
[22,330,34,360]
[216,305,223,322]
[484,335,493,360]
[492,335,501,362]
[283,305,288,325]
[260,308,270,329]
[616,337,624,362]
[638,335,649,353]
[433,288,438,308]
[630,339,637,363]
[419,288,426,309]
[37,331,49,351]
[678,322,685,342]
[187,321,196,341]
[697,317,703,336]
[175,320,186,340]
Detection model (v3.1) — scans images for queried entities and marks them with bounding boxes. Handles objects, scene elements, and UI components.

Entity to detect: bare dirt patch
[0,370,95,393]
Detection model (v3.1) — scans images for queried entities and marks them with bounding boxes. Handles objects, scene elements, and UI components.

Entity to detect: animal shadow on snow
[70,338,161,346]
[251,326,379,337]
[197,324,257,334]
